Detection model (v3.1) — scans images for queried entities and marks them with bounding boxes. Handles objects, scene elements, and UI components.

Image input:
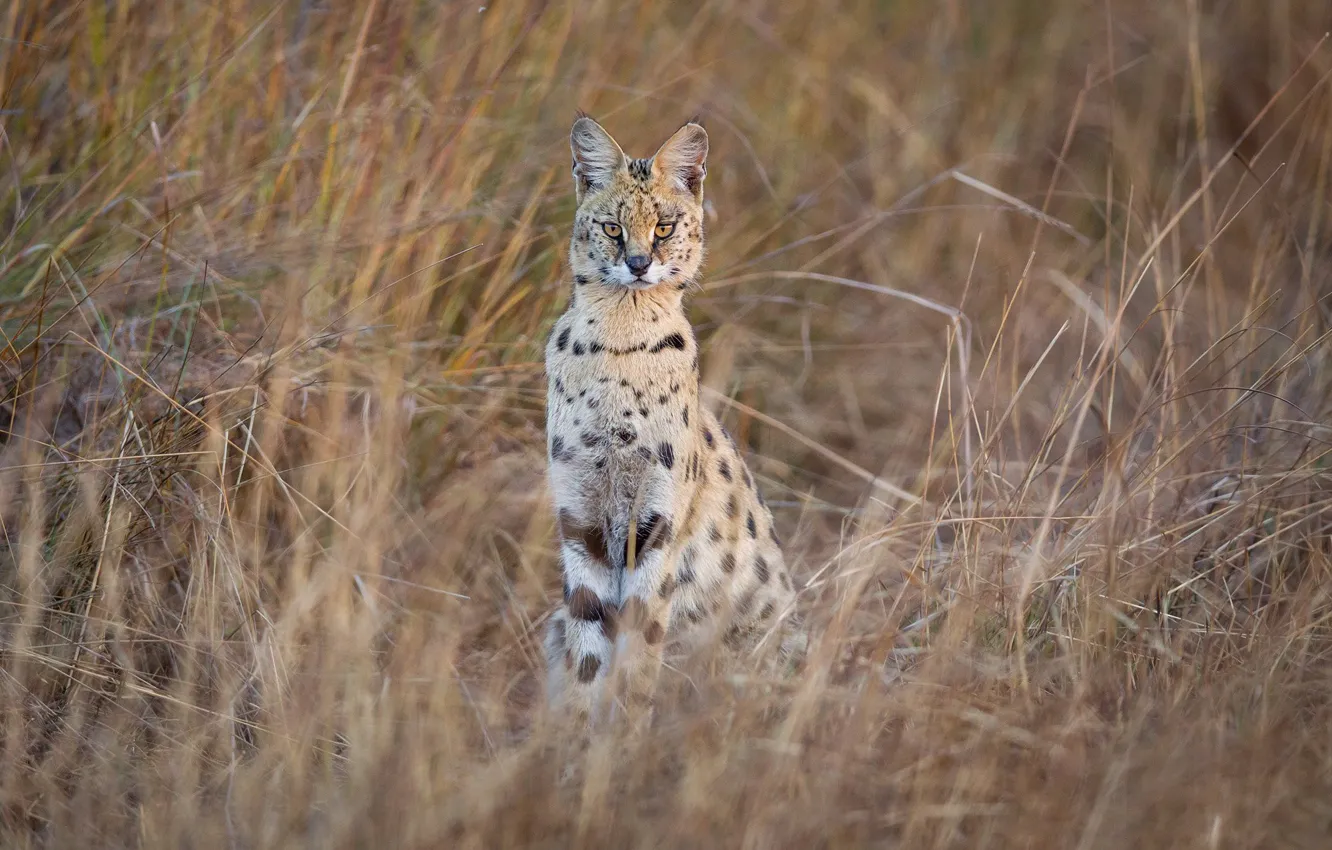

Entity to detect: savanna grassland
[3,1,1332,847]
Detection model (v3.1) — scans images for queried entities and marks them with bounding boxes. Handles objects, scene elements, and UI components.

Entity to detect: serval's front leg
[545,452,691,726]
[603,462,695,721]
[544,499,616,724]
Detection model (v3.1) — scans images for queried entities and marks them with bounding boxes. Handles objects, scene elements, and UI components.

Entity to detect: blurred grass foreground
[3,1,1332,847]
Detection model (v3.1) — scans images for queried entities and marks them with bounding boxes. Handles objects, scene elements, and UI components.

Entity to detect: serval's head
[568,115,708,292]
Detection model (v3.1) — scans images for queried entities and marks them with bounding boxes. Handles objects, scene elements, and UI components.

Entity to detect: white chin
[602,263,674,289]
[606,265,667,289]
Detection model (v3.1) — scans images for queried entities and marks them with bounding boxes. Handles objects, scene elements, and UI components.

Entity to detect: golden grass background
[3,1,1332,846]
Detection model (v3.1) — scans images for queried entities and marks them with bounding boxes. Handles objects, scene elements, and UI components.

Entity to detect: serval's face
[568,117,708,292]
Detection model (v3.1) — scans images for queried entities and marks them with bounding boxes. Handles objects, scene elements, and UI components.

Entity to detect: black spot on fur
[575,274,589,284]
[719,458,732,481]
[758,602,775,621]
[704,429,714,448]
[568,586,609,623]
[580,431,604,447]
[559,510,609,566]
[650,332,686,353]
[769,526,781,545]
[550,436,572,462]
[572,341,585,355]
[721,552,736,573]
[747,512,757,538]
[657,442,675,469]
[616,427,637,444]
[628,158,653,180]
[589,341,604,354]
[755,556,770,584]
[594,458,606,469]
[644,620,664,645]
[628,513,672,561]
[726,494,738,518]
[577,655,601,682]
[556,327,570,352]
[638,407,649,417]
[709,524,722,542]
[735,592,755,618]
[658,394,668,405]
[682,408,689,425]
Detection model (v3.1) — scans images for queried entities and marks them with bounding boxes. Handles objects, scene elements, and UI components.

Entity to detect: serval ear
[651,121,708,200]
[571,115,626,203]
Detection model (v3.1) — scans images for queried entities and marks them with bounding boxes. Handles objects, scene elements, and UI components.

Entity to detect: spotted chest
[545,302,700,482]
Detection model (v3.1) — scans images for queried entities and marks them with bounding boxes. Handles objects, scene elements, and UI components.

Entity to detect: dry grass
[3,1,1332,846]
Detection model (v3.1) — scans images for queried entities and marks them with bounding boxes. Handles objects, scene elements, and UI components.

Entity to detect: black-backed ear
[651,122,709,199]
[571,116,626,202]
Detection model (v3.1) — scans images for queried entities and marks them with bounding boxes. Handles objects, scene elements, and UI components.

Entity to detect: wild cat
[543,115,799,722]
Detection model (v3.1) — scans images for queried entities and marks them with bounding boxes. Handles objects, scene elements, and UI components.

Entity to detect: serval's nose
[625,254,651,276]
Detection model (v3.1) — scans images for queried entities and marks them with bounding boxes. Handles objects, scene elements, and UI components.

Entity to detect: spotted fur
[544,116,801,722]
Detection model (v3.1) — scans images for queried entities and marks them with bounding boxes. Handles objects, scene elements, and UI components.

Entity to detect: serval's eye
[602,222,622,239]
[654,222,676,239]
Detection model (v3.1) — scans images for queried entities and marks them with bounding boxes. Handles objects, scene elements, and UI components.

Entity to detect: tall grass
[2,1,1332,846]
